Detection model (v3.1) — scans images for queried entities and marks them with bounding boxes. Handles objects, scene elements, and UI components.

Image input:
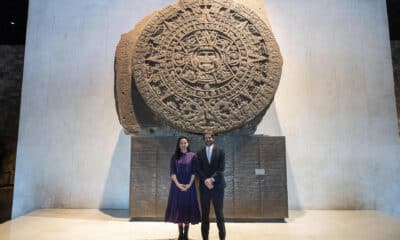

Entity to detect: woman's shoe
[183,225,189,240]
[178,225,184,240]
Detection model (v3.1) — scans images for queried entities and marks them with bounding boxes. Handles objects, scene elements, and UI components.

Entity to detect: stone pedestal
[129,135,288,221]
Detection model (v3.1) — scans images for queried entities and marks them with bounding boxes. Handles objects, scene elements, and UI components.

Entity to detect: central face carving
[192,46,222,73]
[172,28,242,91]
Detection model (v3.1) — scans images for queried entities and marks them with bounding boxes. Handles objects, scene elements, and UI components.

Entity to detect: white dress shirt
[206,144,214,164]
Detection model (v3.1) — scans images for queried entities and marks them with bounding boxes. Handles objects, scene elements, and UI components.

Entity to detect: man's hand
[205,178,214,189]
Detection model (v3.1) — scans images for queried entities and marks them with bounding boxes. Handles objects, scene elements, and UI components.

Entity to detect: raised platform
[1,209,399,240]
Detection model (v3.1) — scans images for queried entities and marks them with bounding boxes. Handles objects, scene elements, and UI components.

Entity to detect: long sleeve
[196,151,207,181]
[211,149,225,184]
[191,154,198,175]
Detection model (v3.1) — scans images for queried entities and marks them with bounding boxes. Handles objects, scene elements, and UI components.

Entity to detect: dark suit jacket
[197,146,226,191]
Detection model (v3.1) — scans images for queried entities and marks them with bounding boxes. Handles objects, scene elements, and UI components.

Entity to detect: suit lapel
[210,147,216,166]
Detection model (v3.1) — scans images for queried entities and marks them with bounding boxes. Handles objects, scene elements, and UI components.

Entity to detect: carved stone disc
[132,0,283,133]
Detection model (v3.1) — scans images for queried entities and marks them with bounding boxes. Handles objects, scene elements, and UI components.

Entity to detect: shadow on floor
[100,209,129,219]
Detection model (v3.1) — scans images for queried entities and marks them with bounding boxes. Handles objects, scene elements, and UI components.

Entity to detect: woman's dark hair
[175,136,191,160]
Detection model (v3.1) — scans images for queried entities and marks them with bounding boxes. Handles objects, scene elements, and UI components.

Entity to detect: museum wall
[0,45,24,222]
[13,0,400,218]
[257,0,400,217]
[392,40,400,138]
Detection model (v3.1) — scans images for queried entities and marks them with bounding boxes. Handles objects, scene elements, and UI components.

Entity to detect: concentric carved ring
[118,0,283,134]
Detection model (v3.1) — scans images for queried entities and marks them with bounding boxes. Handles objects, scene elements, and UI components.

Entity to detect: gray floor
[1,209,400,240]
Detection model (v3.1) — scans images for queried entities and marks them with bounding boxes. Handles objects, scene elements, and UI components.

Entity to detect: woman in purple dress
[165,136,201,240]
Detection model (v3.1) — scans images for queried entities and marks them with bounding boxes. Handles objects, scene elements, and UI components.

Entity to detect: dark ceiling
[0,0,28,44]
[387,0,400,40]
[0,0,399,44]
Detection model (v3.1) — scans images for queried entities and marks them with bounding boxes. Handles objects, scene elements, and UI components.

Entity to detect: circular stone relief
[132,0,282,133]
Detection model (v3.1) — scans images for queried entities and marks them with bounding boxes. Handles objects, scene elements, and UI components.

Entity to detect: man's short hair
[203,131,215,139]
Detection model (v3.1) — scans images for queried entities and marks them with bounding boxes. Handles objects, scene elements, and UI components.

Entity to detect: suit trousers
[200,187,226,240]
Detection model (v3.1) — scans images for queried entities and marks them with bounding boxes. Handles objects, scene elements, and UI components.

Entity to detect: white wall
[256,0,400,216]
[13,0,400,218]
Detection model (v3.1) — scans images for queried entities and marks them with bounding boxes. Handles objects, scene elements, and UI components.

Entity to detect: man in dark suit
[197,132,226,240]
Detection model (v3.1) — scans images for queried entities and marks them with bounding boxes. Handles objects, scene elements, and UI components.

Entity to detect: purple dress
[165,152,201,224]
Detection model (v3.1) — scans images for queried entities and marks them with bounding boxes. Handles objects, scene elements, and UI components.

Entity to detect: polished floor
[0,209,399,240]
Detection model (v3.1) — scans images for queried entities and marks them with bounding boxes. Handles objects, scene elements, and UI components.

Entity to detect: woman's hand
[176,183,187,191]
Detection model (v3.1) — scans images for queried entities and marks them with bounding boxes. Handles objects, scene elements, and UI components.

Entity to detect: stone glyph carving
[115,0,283,134]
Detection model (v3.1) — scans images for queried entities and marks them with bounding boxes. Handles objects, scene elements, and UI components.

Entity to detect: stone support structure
[130,136,288,220]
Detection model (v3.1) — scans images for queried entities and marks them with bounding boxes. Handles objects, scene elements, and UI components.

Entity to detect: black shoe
[183,225,189,240]
[178,225,184,240]
[201,222,209,240]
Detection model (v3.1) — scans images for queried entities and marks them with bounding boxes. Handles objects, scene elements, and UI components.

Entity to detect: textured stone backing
[115,0,283,134]
[115,16,152,134]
